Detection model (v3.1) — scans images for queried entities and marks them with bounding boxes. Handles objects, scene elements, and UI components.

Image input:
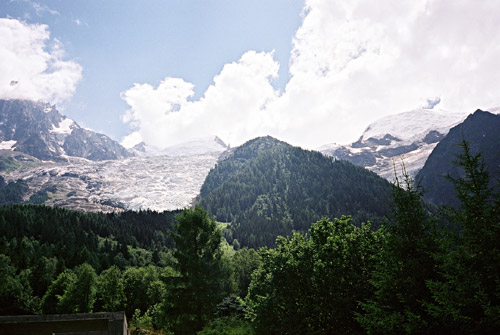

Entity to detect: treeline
[200,136,393,248]
[0,205,180,315]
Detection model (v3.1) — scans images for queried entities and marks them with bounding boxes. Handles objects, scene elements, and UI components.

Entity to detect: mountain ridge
[0,99,132,161]
[319,108,466,180]
[417,109,500,207]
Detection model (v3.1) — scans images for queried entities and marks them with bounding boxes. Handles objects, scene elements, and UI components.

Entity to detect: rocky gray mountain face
[319,109,466,180]
[417,110,500,208]
[0,99,132,161]
[0,99,228,212]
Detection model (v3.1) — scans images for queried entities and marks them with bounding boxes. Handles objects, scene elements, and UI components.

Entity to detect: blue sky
[0,0,304,141]
[1,0,499,149]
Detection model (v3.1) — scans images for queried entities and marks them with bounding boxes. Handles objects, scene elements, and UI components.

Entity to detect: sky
[1,0,500,149]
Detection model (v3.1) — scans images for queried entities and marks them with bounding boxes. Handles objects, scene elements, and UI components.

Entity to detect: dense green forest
[200,136,394,248]
[1,139,499,334]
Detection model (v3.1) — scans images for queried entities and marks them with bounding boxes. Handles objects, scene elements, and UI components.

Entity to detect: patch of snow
[316,143,340,151]
[361,109,466,142]
[51,117,75,135]
[0,140,17,150]
[137,136,228,157]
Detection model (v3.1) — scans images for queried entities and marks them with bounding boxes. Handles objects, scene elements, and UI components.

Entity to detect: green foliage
[123,266,166,317]
[96,265,125,312]
[358,167,443,334]
[131,308,154,332]
[58,263,97,313]
[215,296,247,319]
[0,176,28,204]
[166,206,227,335]
[247,216,382,334]
[427,139,500,334]
[200,136,393,248]
[229,248,261,298]
[197,317,255,335]
[40,270,76,314]
[0,254,35,314]
[0,204,179,317]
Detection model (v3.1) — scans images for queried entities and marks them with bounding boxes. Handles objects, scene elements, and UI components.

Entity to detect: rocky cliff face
[0,99,132,161]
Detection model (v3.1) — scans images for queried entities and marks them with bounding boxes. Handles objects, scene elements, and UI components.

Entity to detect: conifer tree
[358,166,442,334]
[427,140,500,334]
[165,205,225,335]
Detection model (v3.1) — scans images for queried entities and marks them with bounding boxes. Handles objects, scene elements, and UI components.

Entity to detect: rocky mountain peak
[0,99,132,161]
[319,108,467,180]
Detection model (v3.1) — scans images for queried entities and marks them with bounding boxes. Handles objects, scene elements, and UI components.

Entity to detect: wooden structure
[0,312,128,335]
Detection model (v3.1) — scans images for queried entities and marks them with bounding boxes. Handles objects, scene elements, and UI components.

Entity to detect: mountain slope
[417,110,500,207]
[0,99,131,161]
[1,152,221,212]
[319,109,466,180]
[199,136,394,248]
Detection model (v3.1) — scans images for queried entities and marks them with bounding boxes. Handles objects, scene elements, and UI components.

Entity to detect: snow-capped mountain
[0,100,228,212]
[319,109,467,180]
[0,99,131,161]
[131,136,228,157]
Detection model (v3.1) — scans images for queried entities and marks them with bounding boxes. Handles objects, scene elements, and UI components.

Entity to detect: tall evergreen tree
[427,140,500,334]
[165,205,225,335]
[358,167,442,334]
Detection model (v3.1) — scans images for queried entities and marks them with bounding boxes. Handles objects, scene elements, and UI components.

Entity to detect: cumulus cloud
[121,51,279,148]
[0,18,82,104]
[122,0,500,149]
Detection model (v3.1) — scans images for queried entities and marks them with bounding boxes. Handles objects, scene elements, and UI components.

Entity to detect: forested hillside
[199,136,394,248]
[0,205,178,314]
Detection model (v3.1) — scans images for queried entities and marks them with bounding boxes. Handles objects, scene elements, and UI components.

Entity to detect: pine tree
[427,140,500,334]
[358,166,442,334]
[165,205,225,334]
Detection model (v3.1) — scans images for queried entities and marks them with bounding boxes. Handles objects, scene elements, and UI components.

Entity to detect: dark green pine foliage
[0,176,28,204]
[358,168,442,334]
[427,140,500,334]
[166,205,226,335]
[0,205,177,272]
[247,217,382,335]
[0,204,177,315]
[200,136,393,248]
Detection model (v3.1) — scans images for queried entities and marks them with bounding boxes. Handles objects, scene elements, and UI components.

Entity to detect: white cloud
[121,51,280,148]
[122,0,500,149]
[0,18,82,104]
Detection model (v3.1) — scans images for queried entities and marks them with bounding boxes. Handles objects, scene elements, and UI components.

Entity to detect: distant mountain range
[0,99,498,215]
[319,109,466,180]
[0,99,131,161]
[0,99,227,211]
